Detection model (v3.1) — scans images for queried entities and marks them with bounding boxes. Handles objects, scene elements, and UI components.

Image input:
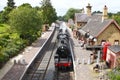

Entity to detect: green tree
[92,11,102,14]
[41,0,57,25]
[0,0,15,23]
[57,16,65,21]
[108,12,113,18]
[18,3,32,8]
[110,12,120,26]
[0,7,12,23]
[7,0,15,9]
[115,12,120,25]
[64,8,82,21]
[9,6,42,42]
[113,15,120,25]
[0,11,5,23]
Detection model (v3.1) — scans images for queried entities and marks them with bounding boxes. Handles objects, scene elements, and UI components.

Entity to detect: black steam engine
[54,22,73,70]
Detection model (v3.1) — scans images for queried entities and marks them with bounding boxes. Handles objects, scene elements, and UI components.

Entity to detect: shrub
[3,39,26,58]
[108,67,120,80]
[0,38,8,47]
[0,52,9,68]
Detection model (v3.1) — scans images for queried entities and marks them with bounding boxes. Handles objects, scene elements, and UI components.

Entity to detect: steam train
[54,22,73,71]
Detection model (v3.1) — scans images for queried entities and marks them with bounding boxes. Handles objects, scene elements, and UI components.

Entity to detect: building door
[110,54,115,68]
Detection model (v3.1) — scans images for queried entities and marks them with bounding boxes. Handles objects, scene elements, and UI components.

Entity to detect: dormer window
[101,40,106,46]
[114,40,119,45]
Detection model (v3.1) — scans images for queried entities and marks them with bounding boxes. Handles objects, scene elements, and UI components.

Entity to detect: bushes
[108,72,120,80]
[20,33,39,45]
[0,38,26,69]
[0,52,9,68]
[2,39,26,57]
[108,67,120,80]
[0,34,40,69]
[0,24,42,69]
[0,37,9,47]
[3,48,19,58]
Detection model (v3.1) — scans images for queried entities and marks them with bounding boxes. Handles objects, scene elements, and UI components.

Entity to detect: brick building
[74,3,120,46]
[106,45,120,68]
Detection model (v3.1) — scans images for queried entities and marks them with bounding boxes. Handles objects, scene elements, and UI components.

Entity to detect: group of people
[78,38,85,47]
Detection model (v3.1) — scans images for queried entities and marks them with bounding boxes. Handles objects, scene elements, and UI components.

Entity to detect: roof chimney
[82,8,85,13]
[102,5,108,21]
[86,3,92,16]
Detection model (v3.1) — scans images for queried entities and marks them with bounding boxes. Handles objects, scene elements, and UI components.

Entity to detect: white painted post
[97,50,100,64]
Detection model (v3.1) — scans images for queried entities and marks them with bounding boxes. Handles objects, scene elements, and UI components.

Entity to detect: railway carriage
[54,22,73,71]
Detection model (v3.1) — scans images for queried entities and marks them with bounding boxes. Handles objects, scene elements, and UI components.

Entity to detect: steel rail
[20,26,56,80]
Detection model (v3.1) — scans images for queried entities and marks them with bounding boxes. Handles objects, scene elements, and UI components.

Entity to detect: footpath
[72,38,98,80]
[68,28,99,80]
[0,26,54,80]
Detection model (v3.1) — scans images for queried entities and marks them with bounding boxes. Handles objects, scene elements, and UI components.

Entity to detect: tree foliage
[7,0,15,9]
[18,3,32,8]
[9,6,42,40]
[110,12,120,26]
[40,0,57,25]
[64,8,82,21]
[0,0,15,23]
[92,11,102,14]
[57,16,65,21]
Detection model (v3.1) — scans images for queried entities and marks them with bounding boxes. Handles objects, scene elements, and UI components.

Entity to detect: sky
[0,0,120,16]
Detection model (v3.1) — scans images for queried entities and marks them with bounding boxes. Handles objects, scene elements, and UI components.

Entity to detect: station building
[74,3,120,46]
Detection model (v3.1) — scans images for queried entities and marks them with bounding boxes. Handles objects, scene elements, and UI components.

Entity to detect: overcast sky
[0,0,120,16]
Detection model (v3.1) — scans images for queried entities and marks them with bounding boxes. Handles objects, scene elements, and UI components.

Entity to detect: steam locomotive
[54,22,73,71]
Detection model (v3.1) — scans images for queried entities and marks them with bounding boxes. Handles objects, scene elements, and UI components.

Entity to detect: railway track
[53,27,75,80]
[21,29,58,80]
[21,25,75,80]
[54,70,74,80]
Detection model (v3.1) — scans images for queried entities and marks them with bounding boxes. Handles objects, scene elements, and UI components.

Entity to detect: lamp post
[93,38,97,45]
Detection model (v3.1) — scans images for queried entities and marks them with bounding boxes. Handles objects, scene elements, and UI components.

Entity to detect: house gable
[97,20,120,45]
[74,13,89,29]
[96,20,120,37]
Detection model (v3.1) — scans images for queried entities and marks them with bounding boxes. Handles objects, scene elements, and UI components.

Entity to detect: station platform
[68,28,99,80]
[0,26,54,80]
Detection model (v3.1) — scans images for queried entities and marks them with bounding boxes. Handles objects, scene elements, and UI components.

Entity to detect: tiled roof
[75,13,90,22]
[108,45,120,53]
[81,14,113,37]
[76,13,120,38]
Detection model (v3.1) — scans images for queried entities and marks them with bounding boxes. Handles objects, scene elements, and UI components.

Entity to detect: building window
[114,40,119,45]
[101,40,106,45]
